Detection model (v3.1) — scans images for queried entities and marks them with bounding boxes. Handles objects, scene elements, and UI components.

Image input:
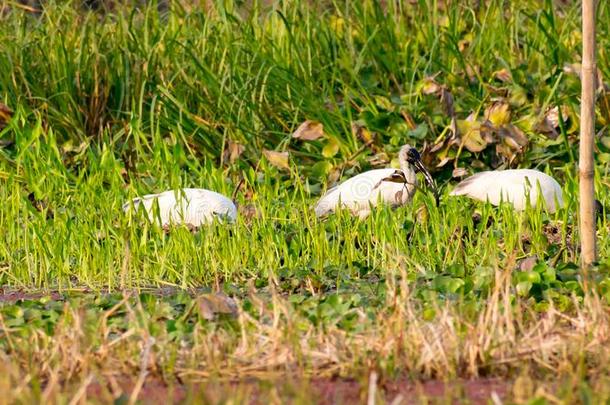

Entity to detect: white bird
[314,145,436,218]
[123,188,237,228]
[449,169,563,213]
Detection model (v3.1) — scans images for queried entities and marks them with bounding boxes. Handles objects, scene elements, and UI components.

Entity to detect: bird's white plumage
[449,169,563,212]
[123,188,237,227]
[315,168,416,219]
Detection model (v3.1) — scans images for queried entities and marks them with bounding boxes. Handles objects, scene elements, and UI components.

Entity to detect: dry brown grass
[2,265,610,403]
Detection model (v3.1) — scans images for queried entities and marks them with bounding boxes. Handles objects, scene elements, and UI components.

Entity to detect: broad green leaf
[322,138,339,158]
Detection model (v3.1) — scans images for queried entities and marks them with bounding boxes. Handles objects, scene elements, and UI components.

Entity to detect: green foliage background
[0,0,609,298]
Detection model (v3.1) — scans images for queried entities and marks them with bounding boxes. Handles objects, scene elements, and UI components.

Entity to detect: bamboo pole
[579,0,597,267]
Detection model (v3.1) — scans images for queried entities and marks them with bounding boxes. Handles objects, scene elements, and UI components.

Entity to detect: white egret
[449,169,563,212]
[123,188,237,228]
[314,145,436,218]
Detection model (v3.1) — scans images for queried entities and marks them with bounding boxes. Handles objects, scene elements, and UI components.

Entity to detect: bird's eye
[407,148,420,161]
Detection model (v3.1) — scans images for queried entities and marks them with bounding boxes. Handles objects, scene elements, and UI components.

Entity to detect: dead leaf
[465,65,480,83]
[462,129,487,152]
[440,88,455,117]
[416,205,429,223]
[27,192,53,219]
[430,140,446,153]
[400,110,417,130]
[458,39,470,52]
[452,167,468,178]
[262,149,290,170]
[352,122,375,144]
[493,68,512,83]
[501,124,528,149]
[421,77,442,95]
[518,256,538,272]
[563,63,581,78]
[536,106,569,138]
[0,102,13,129]
[564,63,607,91]
[328,168,341,184]
[484,102,511,127]
[494,124,528,165]
[545,106,569,129]
[436,156,452,168]
[599,91,610,126]
[457,114,489,153]
[223,140,245,164]
[196,293,238,320]
[238,203,261,221]
[62,140,89,154]
[367,152,390,167]
[292,120,325,141]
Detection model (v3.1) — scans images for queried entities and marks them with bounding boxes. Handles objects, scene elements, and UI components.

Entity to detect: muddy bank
[83,376,508,404]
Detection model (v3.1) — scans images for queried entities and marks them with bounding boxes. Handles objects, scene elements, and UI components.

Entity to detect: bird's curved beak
[412,159,439,206]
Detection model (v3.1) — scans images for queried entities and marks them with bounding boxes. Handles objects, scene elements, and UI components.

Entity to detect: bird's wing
[451,169,565,211]
[179,189,237,224]
[315,169,399,216]
[449,171,493,196]
[122,191,164,213]
[314,186,341,216]
[517,170,564,210]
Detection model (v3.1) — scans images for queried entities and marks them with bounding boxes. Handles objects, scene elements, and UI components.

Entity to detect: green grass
[1,0,610,402]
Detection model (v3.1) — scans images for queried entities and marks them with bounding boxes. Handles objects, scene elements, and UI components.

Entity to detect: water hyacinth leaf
[263,149,290,170]
[407,123,428,140]
[517,281,532,296]
[389,122,411,141]
[322,138,340,158]
[432,276,465,294]
[598,153,610,164]
[311,160,333,178]
[374,95,394,111]
[600,136,610,151]
[509,85,529,107]
[292,120,325,141]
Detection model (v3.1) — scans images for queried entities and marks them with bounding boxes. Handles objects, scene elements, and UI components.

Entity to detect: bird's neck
[400,165,417,187]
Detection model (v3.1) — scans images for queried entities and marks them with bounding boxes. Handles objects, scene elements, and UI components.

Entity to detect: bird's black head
[406,147,421,164]
[398,144,439,206]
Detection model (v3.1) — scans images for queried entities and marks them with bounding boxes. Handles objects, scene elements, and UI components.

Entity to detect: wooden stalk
[579,0,597,267]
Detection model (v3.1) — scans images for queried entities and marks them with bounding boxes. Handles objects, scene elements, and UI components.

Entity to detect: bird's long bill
[413,160,439,206]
